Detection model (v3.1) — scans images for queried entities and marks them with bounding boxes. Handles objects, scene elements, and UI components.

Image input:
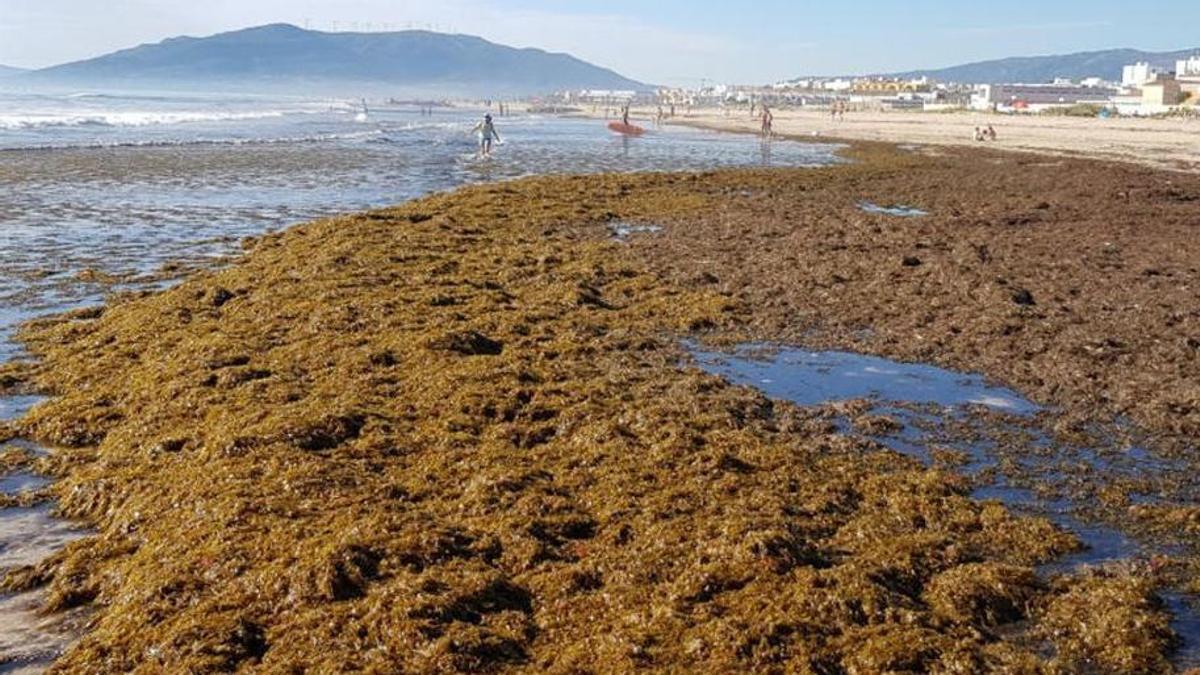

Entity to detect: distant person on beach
[656,106,665,126]
[974,126,985,142]
[986,125,997,141]
[761,105,773,138]
[473,113,501,157]
[622,104,631,126]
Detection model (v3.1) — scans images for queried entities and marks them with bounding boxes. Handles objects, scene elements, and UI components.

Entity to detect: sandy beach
[621,107,1200,173]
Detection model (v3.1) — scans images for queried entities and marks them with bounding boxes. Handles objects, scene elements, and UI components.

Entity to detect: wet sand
[635,106,1200,173]
[1,141,1199,672]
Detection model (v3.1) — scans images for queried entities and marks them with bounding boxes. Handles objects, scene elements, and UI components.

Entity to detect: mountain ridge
[22,23,650,95]
[882,47,1200,84]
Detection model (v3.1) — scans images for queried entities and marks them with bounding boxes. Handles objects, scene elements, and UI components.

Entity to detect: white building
[575,90,637,103]
[1178,56,1200,78]
[1122,62,1158,87]
[971,83,1118,112]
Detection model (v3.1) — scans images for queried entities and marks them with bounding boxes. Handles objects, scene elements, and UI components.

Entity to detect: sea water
[0,87,843,343]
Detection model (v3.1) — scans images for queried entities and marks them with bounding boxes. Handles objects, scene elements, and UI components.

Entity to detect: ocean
[0,88,841,354]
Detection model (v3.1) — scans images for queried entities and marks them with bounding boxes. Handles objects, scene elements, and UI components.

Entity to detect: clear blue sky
[2,0,1198,85]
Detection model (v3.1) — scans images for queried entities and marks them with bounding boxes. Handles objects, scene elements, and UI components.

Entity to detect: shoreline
[593,105,1200,174]
[1,140,1198,671]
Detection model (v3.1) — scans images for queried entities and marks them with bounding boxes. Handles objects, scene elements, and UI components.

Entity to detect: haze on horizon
[2,0,1199,86]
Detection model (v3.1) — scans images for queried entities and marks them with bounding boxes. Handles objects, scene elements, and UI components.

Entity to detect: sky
[2,0,1199,85]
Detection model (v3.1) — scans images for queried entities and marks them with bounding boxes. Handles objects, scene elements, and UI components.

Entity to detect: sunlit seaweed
[4,144,1197,672]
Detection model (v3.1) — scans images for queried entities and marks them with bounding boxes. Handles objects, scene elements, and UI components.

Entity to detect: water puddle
[695,347,1034,413]
[0,397,46,423]
[858,201,927,217]
[0,431,89,672]
[0,505,87,571]
[689,342,1200,665]
[0,589,90,675]
[0,472,50,496]
[608,222,664,241]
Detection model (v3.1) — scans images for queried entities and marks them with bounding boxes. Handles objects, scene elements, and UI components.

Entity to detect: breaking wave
[0,129,386,152]
[0,110,295,130]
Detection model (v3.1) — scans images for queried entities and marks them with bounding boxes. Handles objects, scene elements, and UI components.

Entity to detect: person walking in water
[473,113,501,157]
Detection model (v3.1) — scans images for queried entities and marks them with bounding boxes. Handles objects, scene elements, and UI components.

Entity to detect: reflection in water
[858,201,928,217]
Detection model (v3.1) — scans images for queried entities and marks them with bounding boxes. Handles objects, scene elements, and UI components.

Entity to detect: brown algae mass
[3,144,1199,672]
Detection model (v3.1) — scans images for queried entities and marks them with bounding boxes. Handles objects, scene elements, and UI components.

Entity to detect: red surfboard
[607,121,646,136]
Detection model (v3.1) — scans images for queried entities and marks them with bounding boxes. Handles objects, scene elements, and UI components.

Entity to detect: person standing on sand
[472,113,501,157]
[761,104,774,138]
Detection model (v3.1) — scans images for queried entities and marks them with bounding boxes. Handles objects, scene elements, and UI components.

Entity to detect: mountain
[25,24,649,95]
[0,65,26,77]
[886,48,1200,84]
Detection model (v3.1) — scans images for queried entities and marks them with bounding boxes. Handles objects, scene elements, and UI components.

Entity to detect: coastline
[599,105,1200,174]
[1,140,1198,671]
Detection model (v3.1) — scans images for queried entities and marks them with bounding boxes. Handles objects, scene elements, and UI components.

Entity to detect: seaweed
[5,145,1197,671]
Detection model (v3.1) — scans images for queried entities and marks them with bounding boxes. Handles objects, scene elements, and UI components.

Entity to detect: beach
[634,106,1200,173]
[2,136,1200,671]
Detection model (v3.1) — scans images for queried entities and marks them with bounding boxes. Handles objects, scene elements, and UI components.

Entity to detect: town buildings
[970,83,1118,112]
[1122,62,1159,87]
[562,56,1198,118]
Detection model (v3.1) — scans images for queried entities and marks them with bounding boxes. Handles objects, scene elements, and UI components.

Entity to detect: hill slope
[27,24,649,95]
[887,47,1200,84]
[0,65,27,78]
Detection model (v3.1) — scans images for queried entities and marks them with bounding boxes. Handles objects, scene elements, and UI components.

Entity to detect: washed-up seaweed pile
[621,142,1200,595]
[0,152,1191,672]
[634,144,1200,450]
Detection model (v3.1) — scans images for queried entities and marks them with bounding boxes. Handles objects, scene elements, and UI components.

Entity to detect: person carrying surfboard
[472,113,501,157]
